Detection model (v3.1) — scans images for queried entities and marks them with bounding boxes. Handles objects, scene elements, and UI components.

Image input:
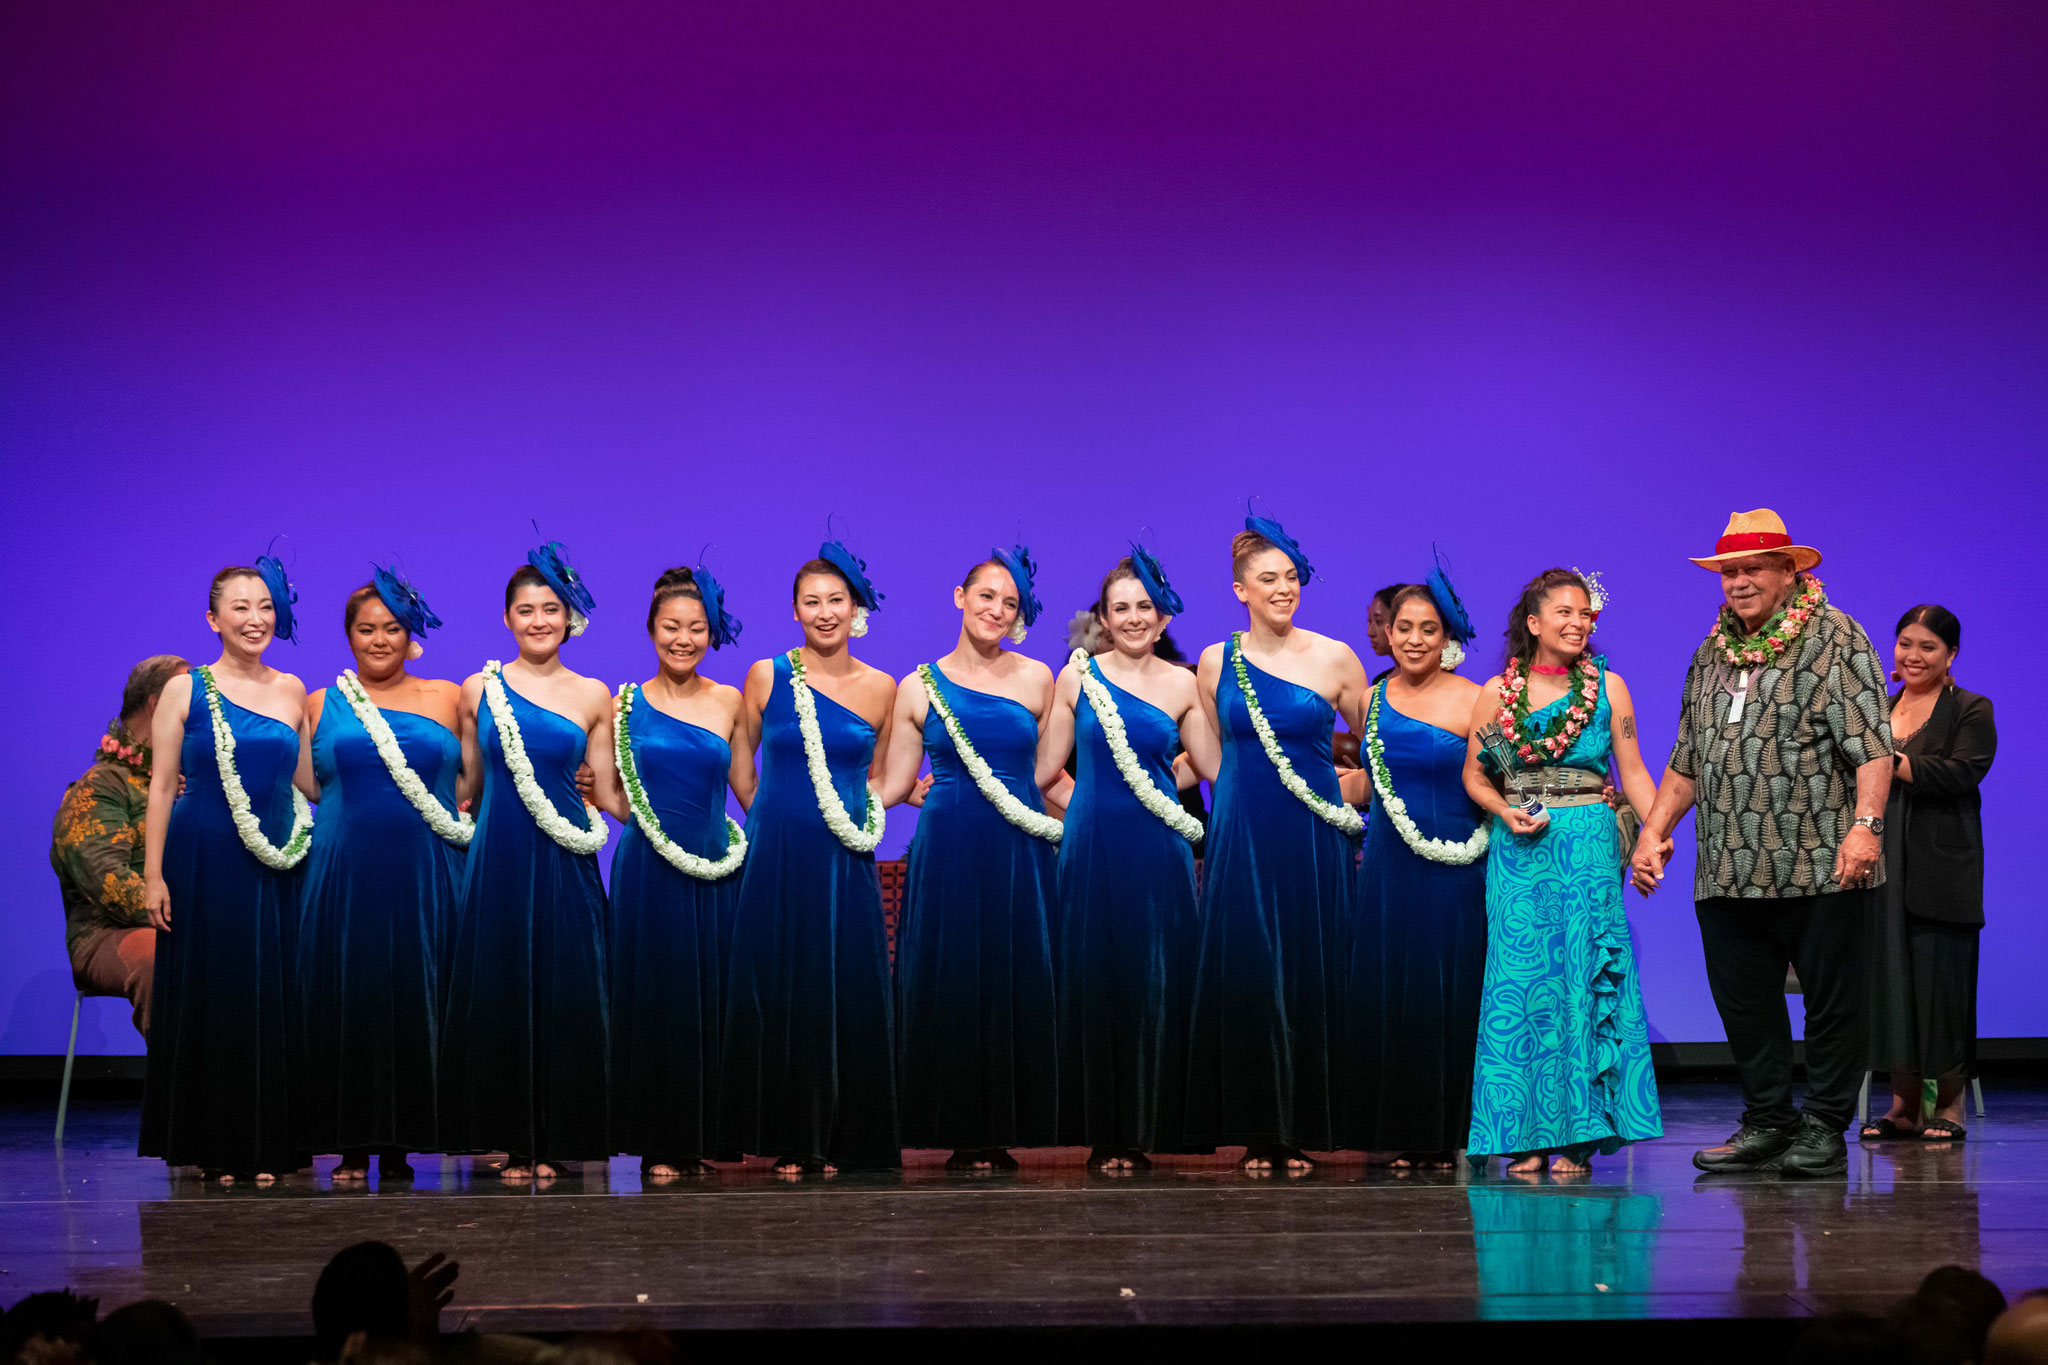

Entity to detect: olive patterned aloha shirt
[51,723,153,954]
[1670,597,1894,900]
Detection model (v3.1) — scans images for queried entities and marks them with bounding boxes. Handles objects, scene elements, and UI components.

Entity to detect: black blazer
[1889,685,1996,926]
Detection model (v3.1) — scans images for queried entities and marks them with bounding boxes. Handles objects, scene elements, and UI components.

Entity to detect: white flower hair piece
[1439,639,1466,672]
[1008,621,1028,645]
[1571,567,1608,620]
[567,609,590,637]
[850,606,870,638]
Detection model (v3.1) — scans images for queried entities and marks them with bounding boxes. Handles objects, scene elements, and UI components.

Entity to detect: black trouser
[1695,890,1869,1131]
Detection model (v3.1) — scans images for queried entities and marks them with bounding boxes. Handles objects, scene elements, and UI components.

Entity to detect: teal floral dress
[1467,658,1662,1160]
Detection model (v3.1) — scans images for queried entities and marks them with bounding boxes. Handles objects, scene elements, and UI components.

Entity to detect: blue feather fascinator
[527,538,596,635]
[1128,540,1184,616]
[818,537,884,613]
[253,552,299,644]
[693,564,743,650]
[1425,545,1476,644]
[990,543,1044,627]
[1244,512,1315,584]
[371,563,444,639]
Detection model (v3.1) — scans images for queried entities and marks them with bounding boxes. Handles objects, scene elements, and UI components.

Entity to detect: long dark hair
[1503,568,1591,668]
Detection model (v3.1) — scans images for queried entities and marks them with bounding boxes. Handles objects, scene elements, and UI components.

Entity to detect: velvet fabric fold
[140,688,303,1174]
[896,665,1060,1151]
[295,692,462,1154]
[1055,660,1200,1153]
[721,655,899,1169]
[1183,640,1359,1152]
[1339,683,1488,1152]
[439,681,611,1160]
[610,686,742,1161]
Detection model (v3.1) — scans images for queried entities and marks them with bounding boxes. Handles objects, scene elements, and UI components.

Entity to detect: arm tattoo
[1621,714,1636,739]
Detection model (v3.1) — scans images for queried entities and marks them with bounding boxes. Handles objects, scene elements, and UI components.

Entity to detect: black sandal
[1919,1119,1967,1142]
[1859,1117,1910,1141]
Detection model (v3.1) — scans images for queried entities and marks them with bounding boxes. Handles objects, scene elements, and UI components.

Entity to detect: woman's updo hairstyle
[344,584,386,633]
[1230,530,1278,581]
[1895,603,1961,653]
[1093,558,1142,620]
[1388,583,1444,628]
[504,563,556,610]
[647,566,704,634]
[208,565,263,616]
[790,558,849,603]
[1503,568,1592,668]
[961,559,1007,592]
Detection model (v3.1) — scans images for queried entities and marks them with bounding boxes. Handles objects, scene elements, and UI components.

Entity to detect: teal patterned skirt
[1466,802,1662,1158]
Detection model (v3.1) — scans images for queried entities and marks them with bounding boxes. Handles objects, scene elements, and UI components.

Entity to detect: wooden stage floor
[3,1080,2041,1342]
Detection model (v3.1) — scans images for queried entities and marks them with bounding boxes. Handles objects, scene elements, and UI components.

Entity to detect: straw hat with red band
[1689,509,1823,572]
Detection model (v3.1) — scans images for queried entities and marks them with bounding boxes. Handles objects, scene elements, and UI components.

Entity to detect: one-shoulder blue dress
[722,655,899,1169]
[1056,659,1199,1153]
[610,685,742,1162]
[140,683,303,1174]
[896,665,1060,1152]
[296,689,464,1156]
[440,679,611,1161]
[1339,680,1488,1152]
[1467,659,1662,1159]
[1184,638,1360,1153]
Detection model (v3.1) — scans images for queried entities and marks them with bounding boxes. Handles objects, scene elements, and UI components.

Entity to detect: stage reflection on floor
[3,1082,2038,1336]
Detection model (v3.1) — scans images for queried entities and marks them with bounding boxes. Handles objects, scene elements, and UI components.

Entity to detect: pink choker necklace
[1530,663,1570,676]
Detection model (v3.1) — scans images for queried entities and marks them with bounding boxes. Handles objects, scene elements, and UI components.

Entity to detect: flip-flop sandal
[1859,1117,1910,1141]
[1919,1119,1967,1141]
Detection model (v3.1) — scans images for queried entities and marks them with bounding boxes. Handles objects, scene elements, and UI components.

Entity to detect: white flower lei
[918,663,1063,843]
[195,665,314,869]
[481,661,607,855]
[784,650,886,853]
[335,670,473,846]
[1069,649,1201,845]
[612,684,745,880]
[1227,634,1363,836]
[1363,683,1487,865]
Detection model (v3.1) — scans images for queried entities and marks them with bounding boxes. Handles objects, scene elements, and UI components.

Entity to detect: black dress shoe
[1693,1122,1794,1172]
[1777,1114,1849,1178]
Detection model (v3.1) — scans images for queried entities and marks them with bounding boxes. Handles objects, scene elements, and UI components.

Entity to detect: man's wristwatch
[1854,815,1885,837]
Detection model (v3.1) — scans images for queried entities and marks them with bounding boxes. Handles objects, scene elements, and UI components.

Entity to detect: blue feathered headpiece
[1128,540,1184,616]
[1243,512,1315,584]
[990,543,1044,627]
[817,537,883,613]
[693,564,743,650]
[253,552,299,644]
[370,563,443,639]
[527,537,596,635]
[1426,545,1475,644]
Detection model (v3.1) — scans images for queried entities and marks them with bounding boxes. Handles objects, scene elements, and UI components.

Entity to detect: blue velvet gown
[1184,638,1360,1153]
[1056,659,1199,1153]
[721,654,899,1169]
[1467,660,1662,1159]
[439,679,611,1161]
[140,684,303,1174]
[897,665,1060,1151]
[609,685,742,1162]
[1339,681,1489,1152]
[296,690,464,1156]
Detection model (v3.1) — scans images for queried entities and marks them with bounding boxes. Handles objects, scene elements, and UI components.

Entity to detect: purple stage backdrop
[3,2,2043,1056]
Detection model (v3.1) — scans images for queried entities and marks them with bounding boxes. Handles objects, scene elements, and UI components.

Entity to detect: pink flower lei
[1711,574,1826,668]
[1495,653,1602,764]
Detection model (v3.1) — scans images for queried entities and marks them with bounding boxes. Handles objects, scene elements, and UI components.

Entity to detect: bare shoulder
[1440,673,1483,704]
[162,672,194,701]
[1602,667,1634,699]
[1197,641,1225,671]
[275,671,309,700]
[460,671,486,693]
[1012,653,1056,688]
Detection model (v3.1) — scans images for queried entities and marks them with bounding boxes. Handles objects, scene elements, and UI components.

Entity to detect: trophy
[1476,721,1549,826]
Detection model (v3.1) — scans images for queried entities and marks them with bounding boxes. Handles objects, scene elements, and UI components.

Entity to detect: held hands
[908,774,934,808]
[1338,768,1371,806]
[1834,825,1882,889]
[145,878,171,932]
[574,762,597,804]
[1629,835,1675,897]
